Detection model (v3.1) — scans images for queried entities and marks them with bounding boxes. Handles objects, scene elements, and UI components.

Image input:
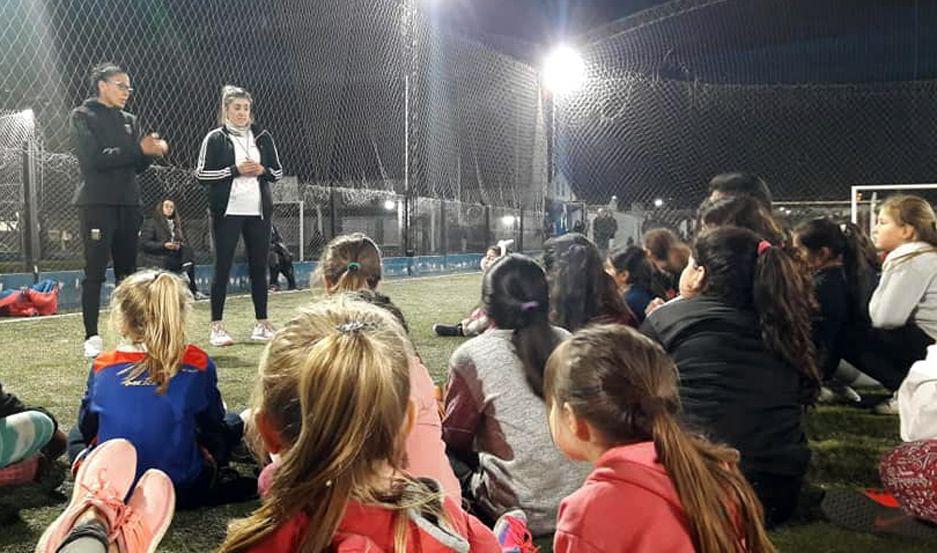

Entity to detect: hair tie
[521,301,539,312]
[757,240,773,257]
[336,321,372,334]
[346,262,361,272]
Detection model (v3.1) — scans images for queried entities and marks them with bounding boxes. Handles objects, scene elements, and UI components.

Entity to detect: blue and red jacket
[76,345,228,487]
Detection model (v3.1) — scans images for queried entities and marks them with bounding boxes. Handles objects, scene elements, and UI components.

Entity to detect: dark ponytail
[795,218,878,323]
[483,254,561,397]
[543,233,636,331]
[695,227,820,389]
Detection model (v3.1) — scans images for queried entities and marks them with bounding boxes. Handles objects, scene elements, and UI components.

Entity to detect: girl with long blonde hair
[68,270,254,509]
[221,298,523,552]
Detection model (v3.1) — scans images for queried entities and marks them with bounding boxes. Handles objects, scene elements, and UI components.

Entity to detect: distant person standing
[592,208,618,256]
[72,62,168,358]
[196,85,282,347]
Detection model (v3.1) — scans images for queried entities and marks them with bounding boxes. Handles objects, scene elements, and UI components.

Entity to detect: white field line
[0,271,482,326]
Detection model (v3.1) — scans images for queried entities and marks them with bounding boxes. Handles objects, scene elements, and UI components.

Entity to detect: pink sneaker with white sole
[115,469,176,553]
[35,438,137,553]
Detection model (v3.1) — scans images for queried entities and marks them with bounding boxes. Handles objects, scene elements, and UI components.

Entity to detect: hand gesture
[164,241,180,251]
[237,160,264,176]
[140,133,169,157]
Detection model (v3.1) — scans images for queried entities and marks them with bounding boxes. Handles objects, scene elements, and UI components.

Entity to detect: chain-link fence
[0,0,546,272]
[554,0,937,233]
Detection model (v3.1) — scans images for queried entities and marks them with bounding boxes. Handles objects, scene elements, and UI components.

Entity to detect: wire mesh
[0,0,545,270]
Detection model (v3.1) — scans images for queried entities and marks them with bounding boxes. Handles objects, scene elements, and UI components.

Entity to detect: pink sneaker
[115,469,175,553]
[493,509,538,553]
[35,439,137,553]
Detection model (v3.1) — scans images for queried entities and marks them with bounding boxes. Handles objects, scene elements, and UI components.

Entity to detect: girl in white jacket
[865,196,937,409]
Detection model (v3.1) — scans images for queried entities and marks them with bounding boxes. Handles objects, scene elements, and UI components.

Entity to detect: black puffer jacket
[640,295,810,478]
[70,99,152,206]
[194,125,282,218]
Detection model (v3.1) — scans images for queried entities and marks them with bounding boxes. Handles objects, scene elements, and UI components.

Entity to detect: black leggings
[79,206,141,338]
[210,214,271,321]
[844,324,932,391]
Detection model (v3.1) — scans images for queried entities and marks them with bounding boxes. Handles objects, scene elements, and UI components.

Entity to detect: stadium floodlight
[653,198,665,208]
[384,199,396,211]
[543,45,585,95]
[501,214,517,226]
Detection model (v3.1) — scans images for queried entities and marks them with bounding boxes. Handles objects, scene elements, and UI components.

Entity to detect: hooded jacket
[640,295,810,478]
[554,442,695,553]
[70,99,152,206]
[195,125,283,218]
[248,478,500,552]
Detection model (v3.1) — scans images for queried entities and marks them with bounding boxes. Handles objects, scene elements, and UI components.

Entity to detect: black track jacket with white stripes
[194,124,283,218]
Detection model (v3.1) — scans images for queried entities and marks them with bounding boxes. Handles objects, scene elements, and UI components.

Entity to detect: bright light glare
[383,199,396,211]
[653,198,664,208]
[501,215,517,226]
[543,45,585,95]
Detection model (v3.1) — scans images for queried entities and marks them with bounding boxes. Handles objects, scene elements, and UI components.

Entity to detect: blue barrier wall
[0,253,483,313]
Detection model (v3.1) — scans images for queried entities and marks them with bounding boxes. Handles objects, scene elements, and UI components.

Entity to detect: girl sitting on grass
[442,254,589,536]
[313,232,459,499]
[545,324,775,553]
[69,270,254,509]
[220,298,533,552]
[606,246,660,324]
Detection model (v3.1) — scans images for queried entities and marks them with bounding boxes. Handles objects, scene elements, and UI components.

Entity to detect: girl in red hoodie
[544,324,775,553]
[218,297,534,553]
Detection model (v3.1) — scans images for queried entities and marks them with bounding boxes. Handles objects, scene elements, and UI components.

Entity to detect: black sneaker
[433,323,462,337]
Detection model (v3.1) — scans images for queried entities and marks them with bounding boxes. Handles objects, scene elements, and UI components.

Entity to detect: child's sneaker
[493,509,538,553]
[250,321,276,342]
[115,469,175,553]
[36,438,138,553]
[210,322,235,347]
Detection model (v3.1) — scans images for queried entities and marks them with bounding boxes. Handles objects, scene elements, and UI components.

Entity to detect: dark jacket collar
[649,295,758,346]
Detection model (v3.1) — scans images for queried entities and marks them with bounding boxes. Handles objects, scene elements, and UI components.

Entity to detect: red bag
[25,287,58,316]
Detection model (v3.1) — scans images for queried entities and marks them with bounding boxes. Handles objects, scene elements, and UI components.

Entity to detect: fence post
[22,139,41,272]
[329,186,337,239]
[518,209,524,253]
[440,201,447,256]
[483,205,491,249]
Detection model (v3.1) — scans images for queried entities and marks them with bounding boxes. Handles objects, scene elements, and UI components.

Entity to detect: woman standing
[196,86,282,346]
[140,198,207,299]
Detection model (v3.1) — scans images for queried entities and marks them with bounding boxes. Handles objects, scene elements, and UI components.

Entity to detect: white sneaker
[250,321,276,342]
[193,291,209,301]
[83,335,104,358]
[873,392,899,415]
[209,323,235,347]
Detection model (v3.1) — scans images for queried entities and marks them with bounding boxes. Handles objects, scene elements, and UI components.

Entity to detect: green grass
[0,272,931,551]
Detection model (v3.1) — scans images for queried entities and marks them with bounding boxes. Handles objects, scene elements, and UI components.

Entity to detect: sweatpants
[162,248,200,295]
[210,214,270,321]
[845,324,933,391]
[79,205,142,338]
[0,410,54,469]
[881,440,937,524]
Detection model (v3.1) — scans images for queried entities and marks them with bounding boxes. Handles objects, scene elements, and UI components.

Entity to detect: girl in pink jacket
[544,324,775,553]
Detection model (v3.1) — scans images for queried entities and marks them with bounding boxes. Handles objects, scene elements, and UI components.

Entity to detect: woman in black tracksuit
[195,85,282,347]
[139,198,205,298]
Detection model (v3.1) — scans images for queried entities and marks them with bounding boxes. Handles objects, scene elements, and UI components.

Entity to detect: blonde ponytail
[110,271,189,394]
